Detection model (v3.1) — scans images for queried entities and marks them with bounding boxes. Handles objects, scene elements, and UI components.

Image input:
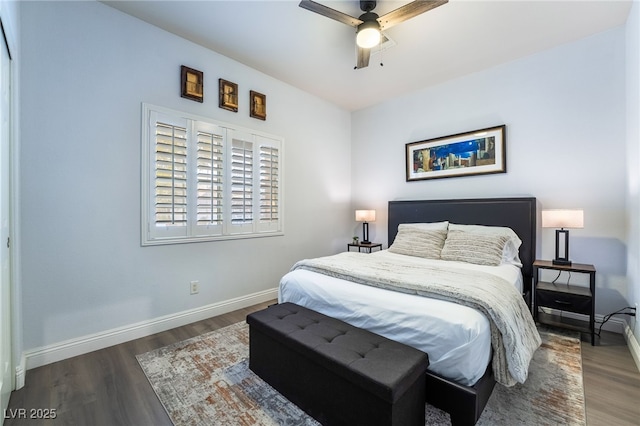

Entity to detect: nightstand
[533,260,596,345]
[347,242,382,253]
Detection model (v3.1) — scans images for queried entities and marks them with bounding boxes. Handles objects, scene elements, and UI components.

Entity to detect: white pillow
[448,223,522,267]
[388,227,447,259]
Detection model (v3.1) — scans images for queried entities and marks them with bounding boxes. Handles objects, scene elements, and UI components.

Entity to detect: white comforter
[279,250,541,387]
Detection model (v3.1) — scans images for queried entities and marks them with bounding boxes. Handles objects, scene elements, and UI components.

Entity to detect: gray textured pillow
[448,223,522,266]
[388,227,447,259]
[440,230,510,266]
[399,221,449,231]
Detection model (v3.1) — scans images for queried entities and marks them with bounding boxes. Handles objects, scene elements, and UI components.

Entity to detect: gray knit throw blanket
[292,251,542,387]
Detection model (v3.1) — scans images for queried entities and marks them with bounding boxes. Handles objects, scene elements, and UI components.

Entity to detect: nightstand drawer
[536,289,591,314]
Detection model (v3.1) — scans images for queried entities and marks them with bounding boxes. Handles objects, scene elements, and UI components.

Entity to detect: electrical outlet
[190,280,199,295]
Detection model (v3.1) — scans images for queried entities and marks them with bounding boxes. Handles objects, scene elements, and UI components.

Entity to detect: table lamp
[355,210,376,244]
[541,209,584,266]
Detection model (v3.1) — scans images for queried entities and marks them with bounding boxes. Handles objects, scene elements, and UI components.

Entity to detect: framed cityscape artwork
[406,125,506,181]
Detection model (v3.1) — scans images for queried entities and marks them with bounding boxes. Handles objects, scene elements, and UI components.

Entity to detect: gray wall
[625,1,640,345]
[19,1,352,351]
[351,27,629,317]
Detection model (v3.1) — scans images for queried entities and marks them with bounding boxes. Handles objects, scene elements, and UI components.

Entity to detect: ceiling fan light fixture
[299,0,449,68]
[356,20,381,48]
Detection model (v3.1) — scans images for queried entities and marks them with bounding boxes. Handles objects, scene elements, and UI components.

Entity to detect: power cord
[551,270,571,286]
[595,306,637,337]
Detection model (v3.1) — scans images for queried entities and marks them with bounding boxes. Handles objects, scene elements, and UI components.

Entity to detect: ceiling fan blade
[356,46,371,69]
[299,0,362,27]
[378,0,448,30]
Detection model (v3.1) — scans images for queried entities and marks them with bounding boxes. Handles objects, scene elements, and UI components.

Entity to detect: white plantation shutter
[257,136,281,232]
[155,123,188,225]
[148,112,189,240]
[194,123,224,236]
[230,134,254,233]
[142,104,283,245]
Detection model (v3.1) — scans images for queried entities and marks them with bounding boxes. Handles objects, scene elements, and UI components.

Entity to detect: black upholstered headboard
[388,197,537,297]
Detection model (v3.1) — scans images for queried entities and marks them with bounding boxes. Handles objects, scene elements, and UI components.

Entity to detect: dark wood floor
[5,300,640,425]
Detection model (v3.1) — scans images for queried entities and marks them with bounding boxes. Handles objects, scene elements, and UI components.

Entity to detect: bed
[279,197,538,425]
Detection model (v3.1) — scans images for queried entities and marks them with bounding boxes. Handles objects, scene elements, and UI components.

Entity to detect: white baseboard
[624,322,640,372]
[14,354,25,390]
[23,288,278,370]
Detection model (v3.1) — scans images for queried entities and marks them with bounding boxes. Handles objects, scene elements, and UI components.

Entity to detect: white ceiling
[102,0,632,111]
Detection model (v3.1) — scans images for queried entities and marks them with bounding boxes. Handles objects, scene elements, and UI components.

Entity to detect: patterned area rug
[136,322,585,425]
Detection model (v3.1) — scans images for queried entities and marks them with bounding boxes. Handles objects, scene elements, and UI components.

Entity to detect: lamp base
[553,229,572,267]
[361,240,371,245]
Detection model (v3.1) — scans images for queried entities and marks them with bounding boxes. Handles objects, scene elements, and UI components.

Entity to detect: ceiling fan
[299,0,448,69]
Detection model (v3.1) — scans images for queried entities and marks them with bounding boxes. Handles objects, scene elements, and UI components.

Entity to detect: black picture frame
[219,79,238,112]
[250,90,266,120]
[180,66,203,103]
[406,125,506,181]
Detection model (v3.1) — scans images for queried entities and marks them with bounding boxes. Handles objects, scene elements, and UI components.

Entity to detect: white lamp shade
[355,210,376,222]
[541,209,584,229]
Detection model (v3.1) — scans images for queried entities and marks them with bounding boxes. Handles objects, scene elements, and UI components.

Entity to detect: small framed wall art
[219,78,238,112]
[250,90,266,120]
[180,66,203,103]
[406,125,506,181]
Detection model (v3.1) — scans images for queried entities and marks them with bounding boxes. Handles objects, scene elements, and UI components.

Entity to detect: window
[142,104,283,245]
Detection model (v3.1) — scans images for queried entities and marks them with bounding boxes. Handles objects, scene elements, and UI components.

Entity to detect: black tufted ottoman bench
[246,302,429,426]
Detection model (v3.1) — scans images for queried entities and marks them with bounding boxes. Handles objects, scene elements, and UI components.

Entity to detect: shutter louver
[231,139,253,225]
[155,122,187,227]
[197,130,224,226]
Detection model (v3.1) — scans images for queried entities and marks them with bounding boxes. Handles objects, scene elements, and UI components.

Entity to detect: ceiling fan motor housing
[359,11,379,22]
[360,0,377,13]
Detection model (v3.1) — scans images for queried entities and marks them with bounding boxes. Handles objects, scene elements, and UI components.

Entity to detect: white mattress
[278,253,523,386]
